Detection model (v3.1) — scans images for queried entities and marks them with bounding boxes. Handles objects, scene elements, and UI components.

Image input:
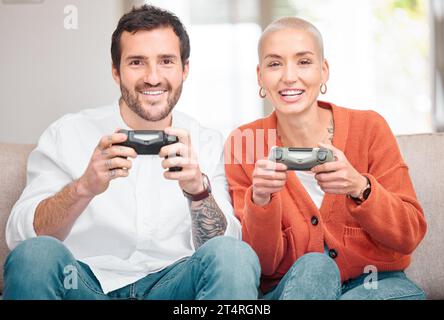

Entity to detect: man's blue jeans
[3,235,261,300]
[263,253,426,300]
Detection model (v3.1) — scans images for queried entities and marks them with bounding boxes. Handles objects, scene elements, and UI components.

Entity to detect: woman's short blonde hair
[258,17,324,60]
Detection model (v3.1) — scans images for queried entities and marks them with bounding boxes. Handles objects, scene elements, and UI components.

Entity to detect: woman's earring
[259,87,266,98]
[320,83,327,95]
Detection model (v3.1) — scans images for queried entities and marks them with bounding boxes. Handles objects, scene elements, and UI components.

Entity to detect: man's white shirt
[6,102,241,294]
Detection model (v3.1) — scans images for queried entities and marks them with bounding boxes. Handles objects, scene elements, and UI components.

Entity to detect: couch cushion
[0,143,35,294]
[397,133,444,300]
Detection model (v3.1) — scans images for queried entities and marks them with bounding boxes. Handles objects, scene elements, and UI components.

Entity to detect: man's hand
[159,127,204,195]
[34,129,136,240]
[159,127,229,248]
[252,159,288,206]
[312,142,367,197]
[76,130,137,198]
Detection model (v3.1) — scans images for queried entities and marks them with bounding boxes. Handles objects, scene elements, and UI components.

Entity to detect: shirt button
[329,249,338,259]
[311,216,319,226]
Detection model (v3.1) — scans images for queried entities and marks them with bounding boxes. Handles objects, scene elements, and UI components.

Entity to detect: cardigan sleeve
[346,111,427,255]
[224,134,287,276]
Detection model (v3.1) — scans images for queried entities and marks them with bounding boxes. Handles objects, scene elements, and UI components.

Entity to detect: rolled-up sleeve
[6,123,73,250]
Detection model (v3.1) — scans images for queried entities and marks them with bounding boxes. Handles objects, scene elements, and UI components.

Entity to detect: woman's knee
[285,252,341,287]
[340,272,426,300]
[276,253,341,300]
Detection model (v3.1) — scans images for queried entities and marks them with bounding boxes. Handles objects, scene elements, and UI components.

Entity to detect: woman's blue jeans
[3,235,261,300]
[262,252,426,300]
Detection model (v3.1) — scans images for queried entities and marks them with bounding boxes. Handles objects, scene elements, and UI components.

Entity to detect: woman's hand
[252,159,288,206]
[312,142,367,197]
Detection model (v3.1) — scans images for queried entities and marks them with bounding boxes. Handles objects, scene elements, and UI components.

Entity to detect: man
[4,5,260,300]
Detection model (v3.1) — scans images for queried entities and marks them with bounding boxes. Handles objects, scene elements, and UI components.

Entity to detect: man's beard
[120,81,183,122]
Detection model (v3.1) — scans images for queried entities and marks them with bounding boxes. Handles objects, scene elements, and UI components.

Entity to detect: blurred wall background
[0,0,125,143]
[0,0,441,144]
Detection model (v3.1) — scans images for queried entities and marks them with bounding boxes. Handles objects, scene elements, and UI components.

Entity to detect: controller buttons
[317,151,327,162]
[273,148,283,160]
[167,135,179,143]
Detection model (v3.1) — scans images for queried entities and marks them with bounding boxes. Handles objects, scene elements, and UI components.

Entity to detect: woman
[224,17,427,300]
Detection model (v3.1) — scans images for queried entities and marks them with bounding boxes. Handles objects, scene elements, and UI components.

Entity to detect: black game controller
[116,129,182,171]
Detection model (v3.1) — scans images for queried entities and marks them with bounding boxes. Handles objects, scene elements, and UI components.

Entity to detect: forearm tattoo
[189,194,227,249]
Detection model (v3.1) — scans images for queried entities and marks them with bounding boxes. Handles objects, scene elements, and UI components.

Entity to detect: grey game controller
[268,146,334,170]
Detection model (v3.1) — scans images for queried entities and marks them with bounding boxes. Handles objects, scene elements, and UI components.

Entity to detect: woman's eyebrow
[294,51,315,57]
[264,54,283,60]
[264,51,315,60]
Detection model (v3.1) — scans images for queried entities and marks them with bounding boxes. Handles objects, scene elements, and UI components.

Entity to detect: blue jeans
[3,235,261,300]
[262,253,426,300]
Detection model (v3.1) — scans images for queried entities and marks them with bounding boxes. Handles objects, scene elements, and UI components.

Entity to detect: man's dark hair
[111,4,190,72]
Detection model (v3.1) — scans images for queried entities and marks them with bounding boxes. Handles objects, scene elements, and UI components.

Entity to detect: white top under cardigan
[294,171,330,255]
[6,101,241,293]
[295,171,324,209]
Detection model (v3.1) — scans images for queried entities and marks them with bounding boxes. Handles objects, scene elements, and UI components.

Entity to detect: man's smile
[139,89,167,96]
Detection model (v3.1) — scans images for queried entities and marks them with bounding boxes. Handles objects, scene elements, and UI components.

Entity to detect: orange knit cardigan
[224,101,427,292]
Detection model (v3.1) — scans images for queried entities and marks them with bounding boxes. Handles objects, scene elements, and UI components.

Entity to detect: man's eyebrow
[124,54,179,61]
[158,54,179,59]
[125,55,147,61]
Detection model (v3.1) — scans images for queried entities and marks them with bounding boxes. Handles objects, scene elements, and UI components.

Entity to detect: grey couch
[1,134,443,299]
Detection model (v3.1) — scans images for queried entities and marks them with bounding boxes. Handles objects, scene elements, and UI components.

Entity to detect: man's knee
[195,236,260,276]
[198,236,259,263]
[4,236,73,276]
